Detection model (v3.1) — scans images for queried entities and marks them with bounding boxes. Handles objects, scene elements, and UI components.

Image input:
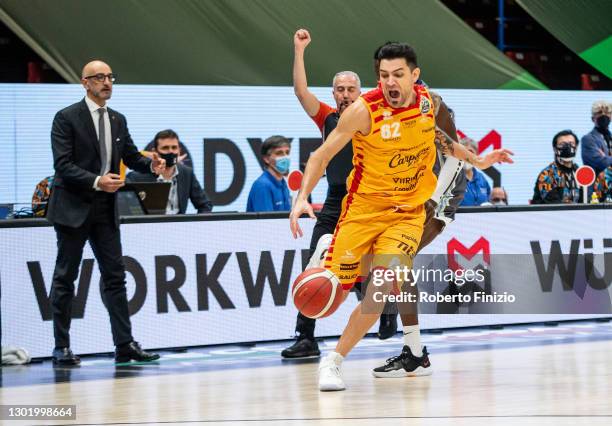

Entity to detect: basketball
[292,268,344,319]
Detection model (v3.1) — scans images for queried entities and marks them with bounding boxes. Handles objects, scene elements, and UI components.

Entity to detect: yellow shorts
[323,192,425,289]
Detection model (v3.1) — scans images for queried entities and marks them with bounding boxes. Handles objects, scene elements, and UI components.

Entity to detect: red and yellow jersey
[346,84,438,206]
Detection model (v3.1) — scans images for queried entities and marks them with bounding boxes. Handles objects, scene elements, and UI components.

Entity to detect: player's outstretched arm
[435,126,514,170]
[289,100,369,238]
[435,101,458,150]
[293,29,319,116]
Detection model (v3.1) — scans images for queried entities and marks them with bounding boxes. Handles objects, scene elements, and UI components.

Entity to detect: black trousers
[50,192,133,348]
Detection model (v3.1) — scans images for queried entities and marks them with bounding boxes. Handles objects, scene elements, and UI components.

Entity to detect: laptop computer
[117,190,146,216]
[121,182,171,215]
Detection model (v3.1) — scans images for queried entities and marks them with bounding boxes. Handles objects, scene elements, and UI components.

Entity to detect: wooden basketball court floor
[1,320,611,426]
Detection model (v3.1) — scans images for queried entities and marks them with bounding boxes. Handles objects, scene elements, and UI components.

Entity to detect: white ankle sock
[403,325,422,357]
[328,351,344,365]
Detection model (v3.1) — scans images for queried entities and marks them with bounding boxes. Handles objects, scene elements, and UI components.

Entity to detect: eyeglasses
[84,73,116,83]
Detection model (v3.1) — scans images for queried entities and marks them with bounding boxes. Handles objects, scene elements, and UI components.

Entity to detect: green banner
[516,0,612,78]
[0,0,546,89]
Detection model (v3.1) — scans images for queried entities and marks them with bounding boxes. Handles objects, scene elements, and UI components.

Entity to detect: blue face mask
[274,155,290,174]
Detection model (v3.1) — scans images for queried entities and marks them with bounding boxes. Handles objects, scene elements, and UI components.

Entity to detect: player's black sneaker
[281,336,321,359]
[372,345,432,378]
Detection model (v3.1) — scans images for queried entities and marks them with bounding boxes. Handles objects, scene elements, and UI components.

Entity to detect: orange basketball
[292,268,344,319]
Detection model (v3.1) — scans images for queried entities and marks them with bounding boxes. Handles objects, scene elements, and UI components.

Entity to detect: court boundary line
[55,414,612,426]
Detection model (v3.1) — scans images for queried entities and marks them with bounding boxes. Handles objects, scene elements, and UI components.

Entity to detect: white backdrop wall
[1,84,611,211]
[1,208,610,358]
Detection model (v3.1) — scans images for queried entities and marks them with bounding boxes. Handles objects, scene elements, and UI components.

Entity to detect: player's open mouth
[389,90,400,99]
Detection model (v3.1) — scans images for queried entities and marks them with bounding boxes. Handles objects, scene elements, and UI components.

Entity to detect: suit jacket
[47,98,152,228]
[126,163,213,214]
[581,128,612,175]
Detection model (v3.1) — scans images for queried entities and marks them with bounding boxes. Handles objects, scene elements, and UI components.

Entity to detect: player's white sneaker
[306,234,333,270]
[318,352,345,391]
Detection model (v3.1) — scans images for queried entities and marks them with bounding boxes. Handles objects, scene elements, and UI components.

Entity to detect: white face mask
[464,163,473,171]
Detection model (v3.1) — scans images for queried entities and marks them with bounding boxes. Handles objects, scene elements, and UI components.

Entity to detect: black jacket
[47,98,152,227]
[126,163,212,214]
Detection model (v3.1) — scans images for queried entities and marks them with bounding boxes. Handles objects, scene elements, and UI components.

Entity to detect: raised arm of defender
[293,29,320,116]
[435,102,514,169]
[289,100,370,238]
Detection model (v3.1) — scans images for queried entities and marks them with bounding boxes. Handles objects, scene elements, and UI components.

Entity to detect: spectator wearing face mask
[246,136,292,212]
[459,137,491,206]
[532,130,583,204]
[489,187,508,205]
[126,129,212,214]
[581,100,612,175]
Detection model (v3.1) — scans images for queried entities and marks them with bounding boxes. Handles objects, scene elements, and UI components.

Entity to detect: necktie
[98,107,107,174]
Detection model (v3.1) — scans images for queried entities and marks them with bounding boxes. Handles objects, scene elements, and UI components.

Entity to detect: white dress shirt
[85,96,112,189]
[157,166,180,214]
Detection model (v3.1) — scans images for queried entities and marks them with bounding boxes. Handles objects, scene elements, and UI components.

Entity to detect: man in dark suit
[47,60,164,365]
[581,100,612,175]
[126,129,213,214]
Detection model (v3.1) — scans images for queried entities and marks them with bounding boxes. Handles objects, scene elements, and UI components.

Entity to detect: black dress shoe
[281,336,320,359]
[115,341,160,363]
[378,313,398,340]
[52,347,81,366]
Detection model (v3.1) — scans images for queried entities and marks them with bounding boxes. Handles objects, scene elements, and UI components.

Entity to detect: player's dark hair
[375,42,418,71]
[373,41,397,76]
[261,135,291,157]
[551,130,579,148]
[153,129,180,150]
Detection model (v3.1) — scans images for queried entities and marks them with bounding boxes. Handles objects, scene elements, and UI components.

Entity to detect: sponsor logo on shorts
[338,273,358,281]
[401,234,419,244]
[340,262,359,271]
[397,241,417,258]
[341,249,356,261]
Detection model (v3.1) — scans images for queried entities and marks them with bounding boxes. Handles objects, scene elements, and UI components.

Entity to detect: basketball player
[289,42,513,391]
[283,29,397,359]
[292,41,468,376]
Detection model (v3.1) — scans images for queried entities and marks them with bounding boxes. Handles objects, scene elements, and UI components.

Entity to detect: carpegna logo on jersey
[388,147,431,170]
[392,165,426,191]
[420,97,431,114]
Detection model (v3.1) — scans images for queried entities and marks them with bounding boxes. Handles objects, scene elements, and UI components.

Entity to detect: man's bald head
[81,60,114,105]
[81,60,112,79]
